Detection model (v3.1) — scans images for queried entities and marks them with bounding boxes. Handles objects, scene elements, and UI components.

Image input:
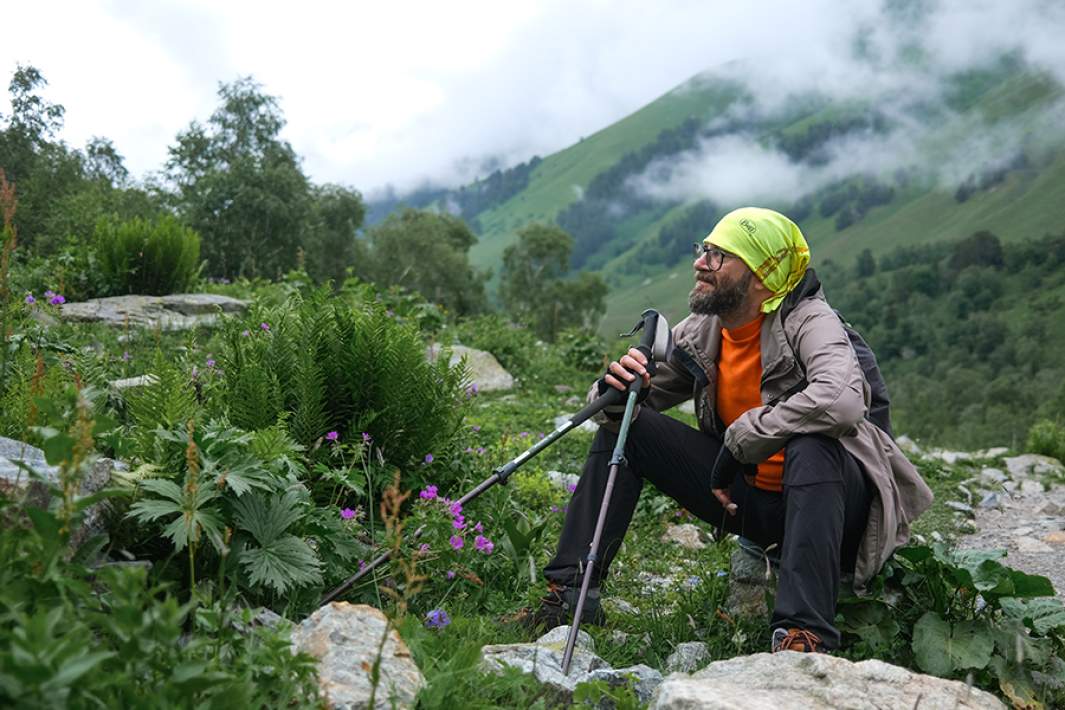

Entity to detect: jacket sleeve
[724,305,868,464]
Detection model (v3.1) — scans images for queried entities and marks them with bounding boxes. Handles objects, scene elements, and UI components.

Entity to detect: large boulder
[59,293,247,331]
[481,625,662,705]
[0,437,122,549]
[427,344,514,392]
[291,602,425,710]
[651,651,1005,709]
[726,546,776,619]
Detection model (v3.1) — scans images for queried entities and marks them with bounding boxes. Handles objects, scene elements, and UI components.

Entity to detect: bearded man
[516,207,932,653]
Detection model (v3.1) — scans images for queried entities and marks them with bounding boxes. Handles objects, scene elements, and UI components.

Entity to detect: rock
[895,435,921,456]
[1020,480,1045,495]
[604,598,640,616]
[1004,454,1064,479]
[564,396,583,407]
[945,500,974,516]
[650,651,1005,709]
[553,384,574,394]
[972,446,1009,459]
[980,467,1007,485]
[291,602,424,710]
[664,642,711,674]
[1034,501,1064,516]
[0,437,122,550]
[59,293,247,330]
[109,374,160,392]
[1014,537,1054,554]
[661,523,708,550]
[726,547,775,619]
[554,413,598,434]
[1043,531,1065,545]
[930,449,971,465]
[1012,527,1034,537]
[957,485,973,504]
[585,664,663,705]
[978,492,1001,509]
[677,400,696,416]
[636,572,677,593]
[546,470,581,492]
[427,344,514,392]
[481,625,608,703]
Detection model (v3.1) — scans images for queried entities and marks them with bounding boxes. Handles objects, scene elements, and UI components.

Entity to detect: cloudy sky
[3,0,1064,198]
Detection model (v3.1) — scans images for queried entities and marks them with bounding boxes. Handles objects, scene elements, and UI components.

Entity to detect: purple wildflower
[446,570,456,580]
[49,294,65,305]
[358,559,367,571]
[44,290,55,299]
[242,329,251,337]
[325,431,339,442]
[452,516,465,530]
[520,431,529,438]
[471,425,481,432]
[566,483,577,494]
[476,447,485,455]
[362,432,372,443]
[474,535,494,554]
[206,358,216,368]
[24,294,34,304]
[473,521,483,533]
[449,535,464,550]
[449,501,462,516]
[424,453,434,464]
[121,351,130,362]
[340,507,356,520]
[425,608,450,629]
[418,543,430,555]
[420,485,438,500]
[465,447,473,453]
[260,322,270,331]
[550,505,560,513]
[538,432,545,439]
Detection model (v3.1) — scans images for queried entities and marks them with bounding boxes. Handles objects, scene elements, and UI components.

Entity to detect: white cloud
[2,0,1064,195]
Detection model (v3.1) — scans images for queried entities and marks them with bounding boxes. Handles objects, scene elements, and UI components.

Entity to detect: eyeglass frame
[692,242,737,272]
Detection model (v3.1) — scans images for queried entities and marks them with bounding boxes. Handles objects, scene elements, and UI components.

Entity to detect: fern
[232,489,321,595]
[124,352,198,462]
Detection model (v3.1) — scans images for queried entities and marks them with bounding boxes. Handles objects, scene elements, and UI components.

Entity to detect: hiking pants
[543,407,873,649]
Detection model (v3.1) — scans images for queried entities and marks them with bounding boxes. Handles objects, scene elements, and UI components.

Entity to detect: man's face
[689,245,753,317]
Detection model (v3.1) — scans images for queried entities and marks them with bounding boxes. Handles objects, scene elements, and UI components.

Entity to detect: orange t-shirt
[716,314,785,492]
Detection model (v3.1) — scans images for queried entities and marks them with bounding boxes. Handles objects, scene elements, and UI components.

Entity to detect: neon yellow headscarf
[704,207,810,314]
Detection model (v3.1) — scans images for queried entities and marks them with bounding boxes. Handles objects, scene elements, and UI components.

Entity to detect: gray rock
[1015,536,1054,554]
[291,602,424,710]
[585,664,663,705]
[1004,454,1064,479]
[661,523,708,550]
[481,625,608,703]
[665,642,711,674]
[604,597,640,616]
[972,446,1009,459]
[930,449,971,465]
[564,395,583,407]
[546,470,581,491]
[945,500,975,516]
[554,413,599,433]
[677,399,696,416]
[895,435,921,456]
[553,384,574,394]
[651,652,1004,709]
[427,344,514,392]
[1020,480,1046,495]
[978,492,1002,509]
[726,547,775,619]
[59,293,247,331]
[980,467,1007,484]
[109,374,160,392]
[1034,500,1064,516]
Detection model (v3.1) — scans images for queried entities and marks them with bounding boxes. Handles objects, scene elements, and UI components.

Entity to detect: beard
[689,270,753,317]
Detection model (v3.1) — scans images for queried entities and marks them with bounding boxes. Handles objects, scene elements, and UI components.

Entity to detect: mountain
[368,54,1065,337]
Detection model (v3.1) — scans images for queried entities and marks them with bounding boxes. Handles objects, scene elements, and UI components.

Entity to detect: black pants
[543,408,873,649]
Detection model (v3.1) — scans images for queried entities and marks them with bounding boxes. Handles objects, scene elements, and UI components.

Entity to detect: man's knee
[783,434,845,487]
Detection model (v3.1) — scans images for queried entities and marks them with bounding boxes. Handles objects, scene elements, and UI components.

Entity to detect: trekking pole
[319,384,627,605]
[561,308,672,675]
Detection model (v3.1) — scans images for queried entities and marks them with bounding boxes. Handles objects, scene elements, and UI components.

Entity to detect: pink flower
[362,432,372,443]
[449,502,462,516]
[452,515,465,530]
[420,485,438,500]
[449,535,464,550]
[474,535,494,554]
[471,425,481,432]
[418,543,430,555]
[260,322,270,331]
[340,507,356,520]
[473,521,483,533]
[446,570,456,580]
[325,431,339,442]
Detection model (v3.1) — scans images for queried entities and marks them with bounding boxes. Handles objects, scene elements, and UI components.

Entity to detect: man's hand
[600,347,651,392]
[710,445,753,516]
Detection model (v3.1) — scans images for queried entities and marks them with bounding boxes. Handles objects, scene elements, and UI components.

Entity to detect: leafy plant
[94,214,201,296]
[1026,419,1065,461]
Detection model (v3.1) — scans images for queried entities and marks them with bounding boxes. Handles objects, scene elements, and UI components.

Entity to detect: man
[520,207,933,652]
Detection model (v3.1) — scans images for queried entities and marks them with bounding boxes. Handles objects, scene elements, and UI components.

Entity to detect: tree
[165,77,311,279]
[855,248,876,278]
[362,208,488,315]
[302,183,366,287]
[500,223,608,340]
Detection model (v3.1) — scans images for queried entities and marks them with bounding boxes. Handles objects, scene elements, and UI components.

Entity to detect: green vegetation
[94,215,201,296]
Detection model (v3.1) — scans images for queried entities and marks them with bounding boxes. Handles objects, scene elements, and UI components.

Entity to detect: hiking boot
[771,627,825,653]
[506,581,607,631]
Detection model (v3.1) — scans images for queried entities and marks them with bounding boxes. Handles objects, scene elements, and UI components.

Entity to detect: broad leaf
[239,535,321,594]
[993,620,1052,667]
[912,611,995,676]
[990,655,1045,710]
[1000,597,1065,635]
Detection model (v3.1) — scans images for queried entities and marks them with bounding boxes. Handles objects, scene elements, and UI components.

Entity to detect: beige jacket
[594,270,933,591]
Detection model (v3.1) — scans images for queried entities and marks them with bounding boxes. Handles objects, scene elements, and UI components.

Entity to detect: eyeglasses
[692,243,734,272]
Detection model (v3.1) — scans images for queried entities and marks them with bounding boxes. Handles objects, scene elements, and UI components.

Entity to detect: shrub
[95,215,201,296]
[1026,419,1065,462]
[216,287,470,489]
